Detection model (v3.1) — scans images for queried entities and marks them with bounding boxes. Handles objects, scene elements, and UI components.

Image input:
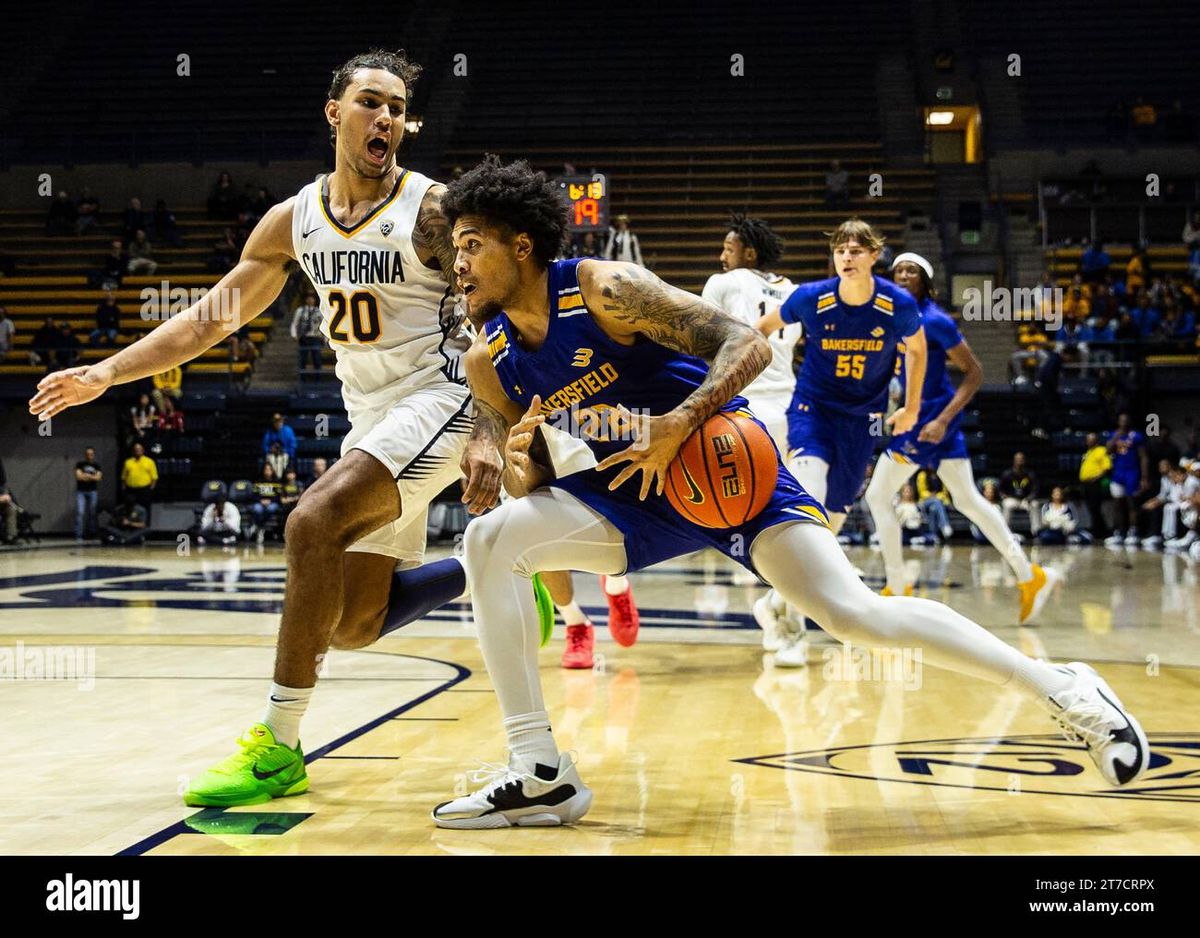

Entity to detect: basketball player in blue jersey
[427,157,1147,828]
[864,253,1058,623]
[752,220,925,653]
[27,51,549,808]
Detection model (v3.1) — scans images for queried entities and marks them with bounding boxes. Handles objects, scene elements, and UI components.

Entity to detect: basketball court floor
[1,540,1196,856]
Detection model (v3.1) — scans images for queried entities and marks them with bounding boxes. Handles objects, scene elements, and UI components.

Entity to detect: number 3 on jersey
[328,290,381,343]
[835,353,865,380]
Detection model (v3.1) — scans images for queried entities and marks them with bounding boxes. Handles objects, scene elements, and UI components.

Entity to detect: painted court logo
[736,733,1200,802]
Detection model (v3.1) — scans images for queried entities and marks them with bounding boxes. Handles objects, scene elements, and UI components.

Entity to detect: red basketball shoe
[602,575,640,647]
[561,623,595,669]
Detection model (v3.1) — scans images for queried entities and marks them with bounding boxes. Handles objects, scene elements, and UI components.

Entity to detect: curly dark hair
[728,212,784,269]
[328,49,421,102]
[442,155,568,266]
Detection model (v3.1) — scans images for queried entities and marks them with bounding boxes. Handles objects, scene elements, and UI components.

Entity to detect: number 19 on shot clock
[558,174,609,233]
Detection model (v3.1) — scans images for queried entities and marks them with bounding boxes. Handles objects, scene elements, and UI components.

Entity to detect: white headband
[891,252,934,281]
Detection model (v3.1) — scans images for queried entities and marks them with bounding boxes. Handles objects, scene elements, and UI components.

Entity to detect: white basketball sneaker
[773,629,809,668]
[432,753,592,829]
[1042,663,1149,786]
[753,590,788,652]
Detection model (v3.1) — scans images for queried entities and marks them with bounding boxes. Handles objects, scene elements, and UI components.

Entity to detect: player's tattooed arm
[413,184,458,286]
[580,260,770,433]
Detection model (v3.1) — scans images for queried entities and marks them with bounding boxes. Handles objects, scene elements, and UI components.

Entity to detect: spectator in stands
[208,171,239,220]
[1141,461,1198,550]
[1125,248,1150,295]
[1079,241,1111,284]
[265,441,289,479]
[262,413,297,462]
[1105,412,1149,547]
[129,393,158,445]
[121,441,157,513]
[30,317,57,371]
[571,231,602,259]
[306,457,327,487]
[75,188,100,236]
[1188,244,1200,288]
[915,466,955,542]
[208,227,239,274]
[1183,211,1200,251]
[198,493,241,546]
[967,480,1004,544]
[249,463,282,542]
[825,159,850,205]
[895,483,931,545]
[0,458,18,545]
[153,199,183,248]
[90,288,122,347]
[157,395,184,434]
[249,186,276,219]
[122,198,146,242]
[279,468,303,522]
[1147,424,1181,470]
[93,239,127,289]
[604,215,643,266]
[1131,96,1157,141]
[1038,488,1079,545]
[1079,432,1112,537]
[229,326,259,366]
[54,322,82,370]
[1130,294,1161,337]
[101,494,147,546]
[126,230,157,276]
[46,191,77,236]
[1160,301,1196,346]
[1063,284,1091,321]
[151,365,183,413]
[290,290,324,372]
[0,305,14,355]
[74,446,102,541]
[999,451,1041,538]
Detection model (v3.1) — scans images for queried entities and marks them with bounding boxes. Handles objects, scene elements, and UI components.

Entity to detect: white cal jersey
[702,268,800,400]
[291,169,469,418]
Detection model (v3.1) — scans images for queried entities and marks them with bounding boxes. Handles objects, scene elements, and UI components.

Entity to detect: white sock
[556,600,589,626]
[263,682,313,748]
[1009,657,1076,700]
[603,574,629,595]
[504,710,559,773]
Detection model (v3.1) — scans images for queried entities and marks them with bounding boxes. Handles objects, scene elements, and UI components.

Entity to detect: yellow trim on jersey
[875,294,894,311]
[558,293,586,311]
[317,170,410,240]
[794,504,831,528]
[888,451,915,465]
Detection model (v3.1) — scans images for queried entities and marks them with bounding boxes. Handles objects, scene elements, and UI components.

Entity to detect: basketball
[665,412,778,528]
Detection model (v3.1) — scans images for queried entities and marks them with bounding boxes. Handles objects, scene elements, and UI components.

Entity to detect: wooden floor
[1,540,1197,856]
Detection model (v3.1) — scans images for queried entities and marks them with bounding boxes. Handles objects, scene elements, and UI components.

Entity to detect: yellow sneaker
[1019,563,1060,625]
[881,584,914,597]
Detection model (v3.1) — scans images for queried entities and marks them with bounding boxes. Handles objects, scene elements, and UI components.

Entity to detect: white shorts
[344,381,473,564]
[746,393,791,454]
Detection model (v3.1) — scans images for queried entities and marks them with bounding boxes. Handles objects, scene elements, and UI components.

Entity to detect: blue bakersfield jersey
[1108,430,1144,482]
[484,258,746,461]
[898,298,963,423]
[781,275,921,416]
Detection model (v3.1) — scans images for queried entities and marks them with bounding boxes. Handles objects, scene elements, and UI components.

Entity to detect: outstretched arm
[30,200,297,419]
[577,259,771,498]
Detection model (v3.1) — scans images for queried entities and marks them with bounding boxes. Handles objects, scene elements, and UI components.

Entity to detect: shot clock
[558,174,609,233]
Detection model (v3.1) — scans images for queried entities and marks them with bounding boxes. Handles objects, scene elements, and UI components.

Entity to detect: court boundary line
[114,649,471,856]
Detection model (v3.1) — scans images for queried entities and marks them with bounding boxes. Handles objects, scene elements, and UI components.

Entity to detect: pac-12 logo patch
[379,219,394,237]
[736,733,1200,802]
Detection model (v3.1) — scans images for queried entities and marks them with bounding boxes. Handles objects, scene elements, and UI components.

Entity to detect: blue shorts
[883,422,969,469]
[786,399,879,514]
[551,455,828,574]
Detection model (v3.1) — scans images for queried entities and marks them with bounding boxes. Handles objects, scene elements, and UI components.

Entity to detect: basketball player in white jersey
[29,50,512,807]
[700,214,807,664]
